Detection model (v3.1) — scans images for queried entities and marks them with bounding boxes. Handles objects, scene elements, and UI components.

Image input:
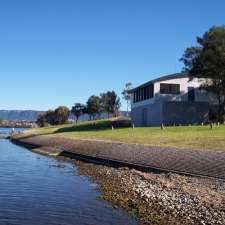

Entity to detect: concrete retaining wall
[12,134,225,180]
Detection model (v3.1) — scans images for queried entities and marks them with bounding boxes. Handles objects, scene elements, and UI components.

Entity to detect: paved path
[13,134,225,180]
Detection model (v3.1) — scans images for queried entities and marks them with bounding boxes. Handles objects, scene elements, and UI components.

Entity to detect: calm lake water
[0,128,137,225]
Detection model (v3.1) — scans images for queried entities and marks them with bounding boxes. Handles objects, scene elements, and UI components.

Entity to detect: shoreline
[73,160,225,225]
[11,132,225,180]
[11,132,225,225]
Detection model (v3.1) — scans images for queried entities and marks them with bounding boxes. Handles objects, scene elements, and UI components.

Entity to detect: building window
[141,88,144,101]
[160,83,180,94]
[133,84,154,103]
[134,92,137,103]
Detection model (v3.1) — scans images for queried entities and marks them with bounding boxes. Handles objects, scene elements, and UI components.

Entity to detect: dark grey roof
[128,72,188,93]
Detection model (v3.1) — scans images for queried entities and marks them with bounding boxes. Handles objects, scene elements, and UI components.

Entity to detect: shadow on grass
[55,119,131,133]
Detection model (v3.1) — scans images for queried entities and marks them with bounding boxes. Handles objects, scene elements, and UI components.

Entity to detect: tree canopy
[122,82,132,115]
[100,91,121,117]
[86,95,101,120]
[181,25,225,121]
[36,106,70,127]
[71,103,86,123]
[54,106,70,125]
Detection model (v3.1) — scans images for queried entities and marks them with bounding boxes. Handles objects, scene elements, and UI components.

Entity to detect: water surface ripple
[0,129,137,225]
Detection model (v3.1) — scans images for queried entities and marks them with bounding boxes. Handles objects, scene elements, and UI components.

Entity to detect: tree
[181,26,225,122]
[122,82,132,116]
[54,106,70,125]
[36,107,70,127]
[86,95,101,120]
[71,103,86,123]
[36,113,47,127]
[100,91,121,117]
[45,110,56,125]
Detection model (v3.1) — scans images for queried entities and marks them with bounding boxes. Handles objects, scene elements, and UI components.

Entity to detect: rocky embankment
[73,160,225,225]
[12,132,225,224]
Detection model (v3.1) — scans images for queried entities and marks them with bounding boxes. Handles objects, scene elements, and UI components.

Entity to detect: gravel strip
[73,160,225,225]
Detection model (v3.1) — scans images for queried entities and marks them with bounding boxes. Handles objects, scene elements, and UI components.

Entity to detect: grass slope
[33,118,225,152]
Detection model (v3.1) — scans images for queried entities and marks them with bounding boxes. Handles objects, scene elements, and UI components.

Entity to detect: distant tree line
[36,91,121,127]
[71,91,121,122]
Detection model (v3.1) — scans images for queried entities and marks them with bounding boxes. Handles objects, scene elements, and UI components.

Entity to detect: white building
[128,73,217,126]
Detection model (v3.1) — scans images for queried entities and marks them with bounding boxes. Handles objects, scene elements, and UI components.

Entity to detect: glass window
[133,92,136,103]
[141,88,144,101]
[160,83,180,94]
[146,86,150,99]
[133,84,154,103]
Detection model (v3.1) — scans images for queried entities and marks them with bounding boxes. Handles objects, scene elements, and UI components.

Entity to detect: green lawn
[32,119,225,152]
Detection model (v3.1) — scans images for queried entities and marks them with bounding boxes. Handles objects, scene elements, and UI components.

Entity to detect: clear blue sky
[0,0,224,110]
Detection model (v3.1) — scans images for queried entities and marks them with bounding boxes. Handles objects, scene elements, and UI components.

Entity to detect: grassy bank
[32,118,225,152]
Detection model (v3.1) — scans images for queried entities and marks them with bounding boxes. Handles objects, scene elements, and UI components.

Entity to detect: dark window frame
[160,83,180,95]
[133,83,154,103]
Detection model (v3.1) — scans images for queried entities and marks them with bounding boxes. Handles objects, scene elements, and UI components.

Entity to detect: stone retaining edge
[11,136,225,181]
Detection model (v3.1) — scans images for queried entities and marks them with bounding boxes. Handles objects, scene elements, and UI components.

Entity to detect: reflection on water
[0,134,137,225]
[0,127,25,137]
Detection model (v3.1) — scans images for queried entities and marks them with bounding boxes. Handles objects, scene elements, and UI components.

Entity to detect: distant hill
[0,110,42,121]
